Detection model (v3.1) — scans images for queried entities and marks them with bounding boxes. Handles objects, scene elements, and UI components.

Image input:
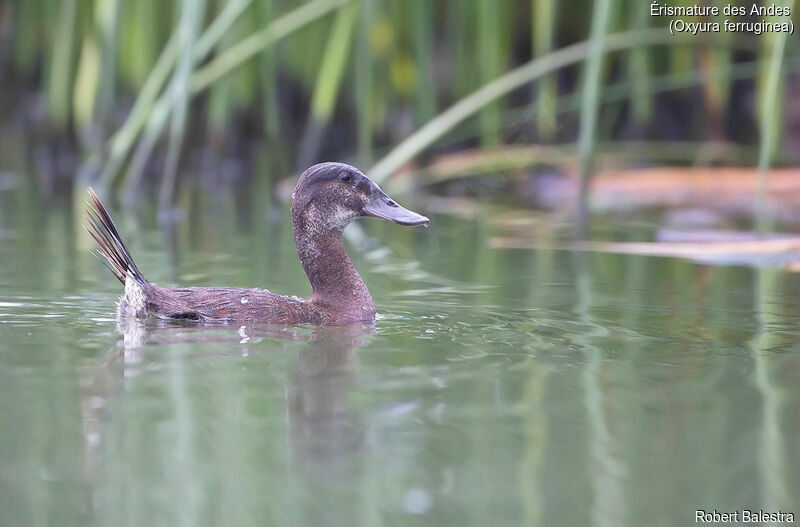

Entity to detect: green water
[1,192,799,527]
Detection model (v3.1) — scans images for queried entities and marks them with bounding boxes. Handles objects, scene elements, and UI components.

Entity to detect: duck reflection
[81,319,374,526]
[288,323,368,465]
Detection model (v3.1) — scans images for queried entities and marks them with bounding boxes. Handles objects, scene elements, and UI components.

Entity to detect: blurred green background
[0,0,797,226]
[3,4,800,526]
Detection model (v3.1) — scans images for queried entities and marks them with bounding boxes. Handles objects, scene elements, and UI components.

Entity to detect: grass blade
[411,0,435,123]
[47,0,78,128]
[356,0,374,164]
[627,2,651,126]
[533,0,557,139]
[101,0,252,189]
[370,28,689,184]
[191,0,351,92]
[756,0,794,233]
[299,3,357,167]
[73,33,100,130]
[257,0,280,137]
[99,31,179,188]
[477,0,503,146]
[158,0,206,212]
[95,0,123,132]
[576,0,614,235]
[116,0,346,198]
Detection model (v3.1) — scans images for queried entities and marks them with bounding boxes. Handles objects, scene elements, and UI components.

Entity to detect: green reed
[356,0,374,165]
[1,0,794,215]
[46,0,78,128]
[756,0,795,233]
[370,29,699,184]
[533,0,557,139]
[576,0,614,235]
[299,2,358,167]
[159,0,206,212]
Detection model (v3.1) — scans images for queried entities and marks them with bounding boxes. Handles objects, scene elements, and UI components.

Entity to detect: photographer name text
[695,509,795,523]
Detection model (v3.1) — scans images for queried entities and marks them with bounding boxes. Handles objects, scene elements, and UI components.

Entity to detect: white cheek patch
[307,202,355,234]
[329,205,355,230]
[297,202,356,265]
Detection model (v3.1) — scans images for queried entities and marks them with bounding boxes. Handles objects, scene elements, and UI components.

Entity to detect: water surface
[1,194,799,527]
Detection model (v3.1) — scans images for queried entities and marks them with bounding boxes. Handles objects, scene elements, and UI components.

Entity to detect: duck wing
[146,285,322,324]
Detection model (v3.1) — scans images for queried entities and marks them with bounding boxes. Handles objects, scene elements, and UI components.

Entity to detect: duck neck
[293,225,375,318]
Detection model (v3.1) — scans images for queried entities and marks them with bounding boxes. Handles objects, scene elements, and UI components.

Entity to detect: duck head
[291,162,430,233]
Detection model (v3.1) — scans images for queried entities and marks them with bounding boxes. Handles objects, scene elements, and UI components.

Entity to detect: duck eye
[339,173,350,182]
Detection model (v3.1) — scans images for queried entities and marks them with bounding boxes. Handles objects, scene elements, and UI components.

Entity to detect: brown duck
[86,162,429,325]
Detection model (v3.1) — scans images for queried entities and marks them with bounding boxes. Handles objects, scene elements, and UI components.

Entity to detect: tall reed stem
[356,0,374,165]
[159,0,207,213]
[370,28,683,184]
[576,0,614,237]
[756,0,794,234]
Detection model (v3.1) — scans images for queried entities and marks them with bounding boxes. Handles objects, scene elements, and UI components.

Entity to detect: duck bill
[363,187,430,227]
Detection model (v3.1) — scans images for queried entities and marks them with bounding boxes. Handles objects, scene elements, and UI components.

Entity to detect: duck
[86,162,429,325]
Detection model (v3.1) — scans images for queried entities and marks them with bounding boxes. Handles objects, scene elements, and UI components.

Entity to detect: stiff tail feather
[84,188,146,285]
